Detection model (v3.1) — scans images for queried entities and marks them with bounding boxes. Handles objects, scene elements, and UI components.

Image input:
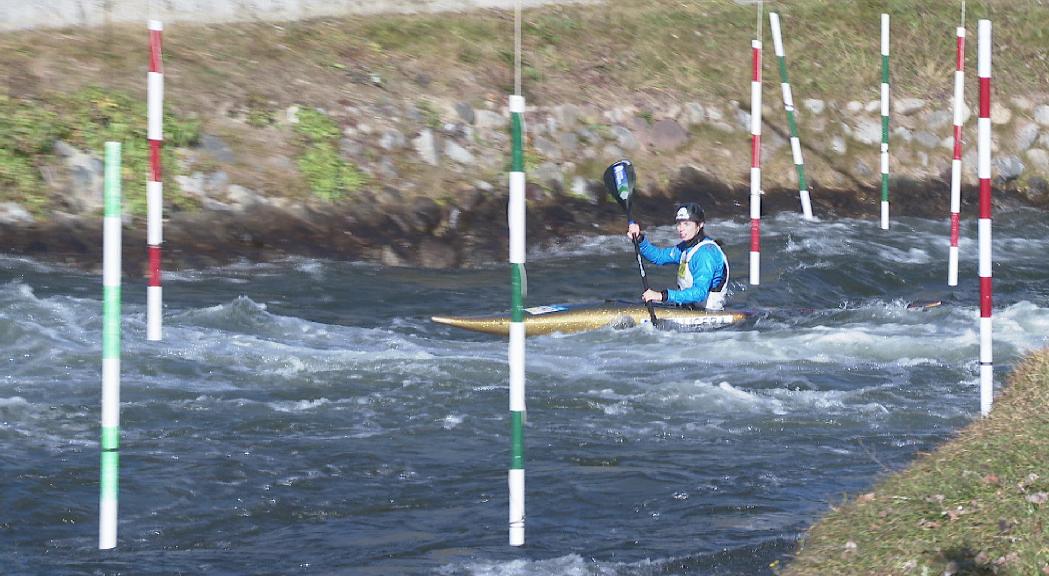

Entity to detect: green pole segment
[769,12,813,220]
[510,411,524,469]
[511,110,524,174]
[511,263,524,323]
[880,14,890,229]
[100,141,122,550]
[508,94,526,547]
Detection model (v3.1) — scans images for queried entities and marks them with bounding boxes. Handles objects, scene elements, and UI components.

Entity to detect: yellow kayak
[431,302,751,336]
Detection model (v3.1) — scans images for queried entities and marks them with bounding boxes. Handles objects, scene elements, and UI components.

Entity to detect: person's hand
[642,289,663,303]
[627,222,641,240]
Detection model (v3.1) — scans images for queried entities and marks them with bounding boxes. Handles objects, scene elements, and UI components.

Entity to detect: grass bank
[2,0,1048,216]
[0,89,200,215]
[780,349,1049,575]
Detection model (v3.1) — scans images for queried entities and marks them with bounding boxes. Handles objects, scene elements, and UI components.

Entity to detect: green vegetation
[294,107,342,142]
[62,88,201,215]
[781,350,1049,575]
[415,100,443,130]
[292,107,365,201]
[0,96,58,212]
[0,88,200,216]
[245,94,276,128]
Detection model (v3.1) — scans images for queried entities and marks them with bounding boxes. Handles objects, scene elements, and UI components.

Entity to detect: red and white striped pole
[977,19,993,416]
[749,39,762,286]
[948,24,966,287]
[147,20,164,341]
[880,14,891,230]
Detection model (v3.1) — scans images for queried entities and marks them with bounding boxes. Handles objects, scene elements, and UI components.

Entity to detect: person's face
[676,219,703,241]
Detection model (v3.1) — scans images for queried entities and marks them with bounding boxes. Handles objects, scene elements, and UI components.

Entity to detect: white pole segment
[508,469,525,545]
[509,171,526,265]
[978,22,991,78]
[147,74,163,140]
[147,181,163,246]
[750,88,762,136]
[977,119,991,174]
[103,226,122,286]
[881,14,890,55]
[509,323,526,412]
[100,360,120,430]
[770,12,783,56]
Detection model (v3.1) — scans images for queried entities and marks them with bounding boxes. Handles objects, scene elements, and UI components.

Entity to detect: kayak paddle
[603,160,659,327]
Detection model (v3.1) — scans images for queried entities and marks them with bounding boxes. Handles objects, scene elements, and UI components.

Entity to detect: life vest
[677,238,730,310]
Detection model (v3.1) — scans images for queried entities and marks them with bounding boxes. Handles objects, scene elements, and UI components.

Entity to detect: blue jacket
[637,234,728,306]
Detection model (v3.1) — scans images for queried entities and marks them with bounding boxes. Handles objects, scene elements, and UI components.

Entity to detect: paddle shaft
[631,229,659,325]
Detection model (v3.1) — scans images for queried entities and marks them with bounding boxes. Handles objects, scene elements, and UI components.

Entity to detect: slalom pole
[99,142,122,550]
[507,0,526,547]
[508,92,526,547]
[948,21,966,287]
[749,37,762,285]
[977,19,993,416]
[147,20,164,341]
[948,4,967,286]
[880,14,890,230]
[768,12,813,220]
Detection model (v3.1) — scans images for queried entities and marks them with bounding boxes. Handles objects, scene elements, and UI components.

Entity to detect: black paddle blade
[602,160,636,213]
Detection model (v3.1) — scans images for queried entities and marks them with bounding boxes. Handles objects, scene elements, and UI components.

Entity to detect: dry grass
[6,1,1044,121]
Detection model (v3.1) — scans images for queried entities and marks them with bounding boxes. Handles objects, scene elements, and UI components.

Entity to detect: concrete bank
[0,0,596,31]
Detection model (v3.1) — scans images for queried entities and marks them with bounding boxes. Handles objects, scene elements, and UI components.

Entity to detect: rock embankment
[6,86,1049,273]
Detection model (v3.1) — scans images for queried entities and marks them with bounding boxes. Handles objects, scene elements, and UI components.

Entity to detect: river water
[3,209,1049,575]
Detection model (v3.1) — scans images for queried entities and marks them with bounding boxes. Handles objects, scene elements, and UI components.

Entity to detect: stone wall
[0,0,595,31]
[307,93,1049,201]
[132,90,1049,236]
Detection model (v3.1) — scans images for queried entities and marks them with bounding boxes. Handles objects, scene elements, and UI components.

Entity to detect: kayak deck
[431,302,750,336]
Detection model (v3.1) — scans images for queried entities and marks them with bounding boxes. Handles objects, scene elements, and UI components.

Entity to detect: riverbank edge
[0,169,1031,275]
[779,349,1049,575]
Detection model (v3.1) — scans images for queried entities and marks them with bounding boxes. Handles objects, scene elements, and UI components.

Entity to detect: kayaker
[626,202,730,310]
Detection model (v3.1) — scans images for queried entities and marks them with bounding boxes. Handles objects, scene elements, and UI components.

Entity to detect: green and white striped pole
[508,91,526,547]
[507,0,526,548]
[769,12,813,220]
[880,13,891,230]
[99,141,122,550]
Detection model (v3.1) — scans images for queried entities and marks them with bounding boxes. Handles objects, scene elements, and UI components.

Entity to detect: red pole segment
[749,39,762,286]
